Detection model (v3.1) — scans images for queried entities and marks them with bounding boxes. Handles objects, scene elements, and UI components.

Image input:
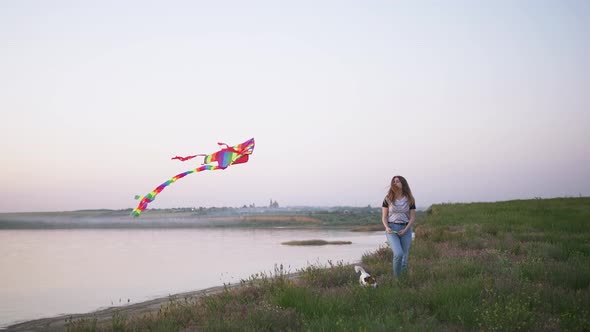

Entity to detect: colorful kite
[132,138,255,217]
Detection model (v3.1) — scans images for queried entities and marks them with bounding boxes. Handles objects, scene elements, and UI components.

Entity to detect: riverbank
[4,270,310,332]
[0,207,389,230]
[4,279,263,331]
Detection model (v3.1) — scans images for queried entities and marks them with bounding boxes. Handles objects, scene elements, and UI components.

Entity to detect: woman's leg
[386,229,404,277]
[399,227,413,274]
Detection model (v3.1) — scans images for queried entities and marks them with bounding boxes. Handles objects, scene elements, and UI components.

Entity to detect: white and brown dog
[354,265,377,288]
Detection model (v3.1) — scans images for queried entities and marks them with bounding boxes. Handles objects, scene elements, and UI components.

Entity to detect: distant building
[269,199,279,209]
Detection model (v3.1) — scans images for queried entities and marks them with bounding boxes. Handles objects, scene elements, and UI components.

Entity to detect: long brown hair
[385,175,415,206]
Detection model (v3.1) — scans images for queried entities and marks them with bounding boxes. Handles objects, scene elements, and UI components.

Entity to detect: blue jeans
[385,223,413,277]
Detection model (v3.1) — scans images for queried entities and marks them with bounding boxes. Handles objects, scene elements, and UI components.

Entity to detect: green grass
[66,197,590,331]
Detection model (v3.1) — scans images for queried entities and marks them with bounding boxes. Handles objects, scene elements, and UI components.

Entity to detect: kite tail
[131,165,221,217]
[171,154,206,162]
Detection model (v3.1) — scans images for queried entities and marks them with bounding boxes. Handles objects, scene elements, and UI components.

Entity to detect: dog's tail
[354,265,366,274]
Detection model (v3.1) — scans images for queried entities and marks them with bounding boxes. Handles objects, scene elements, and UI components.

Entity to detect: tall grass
[67,197,590,331]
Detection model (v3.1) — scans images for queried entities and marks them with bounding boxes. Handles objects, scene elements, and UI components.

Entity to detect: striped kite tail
[131,165,222,217]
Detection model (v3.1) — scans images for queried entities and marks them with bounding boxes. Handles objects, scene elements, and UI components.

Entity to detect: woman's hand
[398,227,409,236]
[385,226,393,234]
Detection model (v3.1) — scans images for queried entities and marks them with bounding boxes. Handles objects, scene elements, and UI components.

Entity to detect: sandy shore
[5,283,242,331]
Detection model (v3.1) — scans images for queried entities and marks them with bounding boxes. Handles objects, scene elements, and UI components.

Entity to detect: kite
[132,138,255,217]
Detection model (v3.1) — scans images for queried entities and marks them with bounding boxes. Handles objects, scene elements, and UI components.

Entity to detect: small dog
[354,265,377,288]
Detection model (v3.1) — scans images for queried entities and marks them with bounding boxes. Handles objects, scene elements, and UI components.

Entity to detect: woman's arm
[382,207,391,233]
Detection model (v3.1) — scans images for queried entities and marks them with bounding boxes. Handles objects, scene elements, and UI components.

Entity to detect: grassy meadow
[65,197,589,331]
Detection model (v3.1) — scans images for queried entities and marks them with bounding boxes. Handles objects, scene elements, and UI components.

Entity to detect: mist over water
[0,228,384,327]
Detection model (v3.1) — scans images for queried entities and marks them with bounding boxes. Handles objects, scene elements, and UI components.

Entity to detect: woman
[382,175,416,277]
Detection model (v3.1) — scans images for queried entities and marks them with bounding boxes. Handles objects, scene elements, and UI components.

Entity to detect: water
[0,228,384,327]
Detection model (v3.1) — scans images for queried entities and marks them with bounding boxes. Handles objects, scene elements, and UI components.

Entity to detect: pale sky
[1,0,589,212]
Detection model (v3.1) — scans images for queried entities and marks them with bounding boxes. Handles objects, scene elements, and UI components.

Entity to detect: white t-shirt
[382,196,416,224]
